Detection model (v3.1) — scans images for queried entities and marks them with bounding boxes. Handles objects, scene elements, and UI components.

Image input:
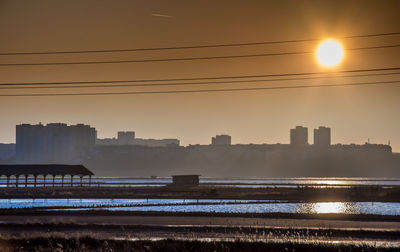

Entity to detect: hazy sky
[0,0,399,151]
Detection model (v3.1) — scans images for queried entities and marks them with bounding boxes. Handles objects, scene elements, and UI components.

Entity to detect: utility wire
[1,66,400,86]
[1,72,400,90]
[0,44,399,67]
[0,32,399,56]
[0,80,398,97]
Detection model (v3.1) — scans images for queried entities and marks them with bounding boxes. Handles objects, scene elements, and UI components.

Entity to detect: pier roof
[0,164,94,177]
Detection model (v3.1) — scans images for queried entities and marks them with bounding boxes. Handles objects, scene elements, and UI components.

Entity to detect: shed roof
[172,175,200,178]
[0,164,94,177]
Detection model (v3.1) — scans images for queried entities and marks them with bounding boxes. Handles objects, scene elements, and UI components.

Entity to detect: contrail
[151,13,174,18]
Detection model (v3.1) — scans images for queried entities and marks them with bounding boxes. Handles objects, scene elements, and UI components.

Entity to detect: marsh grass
[0,223,399,251]
[0,236,398,252]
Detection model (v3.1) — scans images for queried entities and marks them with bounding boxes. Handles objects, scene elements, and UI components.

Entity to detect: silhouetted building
[132,138,180,147]
[172,175,199,187]
[0,144,15,161]
[290,126,308,146]
[96,131,179,147]
[95,138,118,145]
[314,126,331,147]
[211,135,231,145]
[16,123,96,164]
[118,131,135,145]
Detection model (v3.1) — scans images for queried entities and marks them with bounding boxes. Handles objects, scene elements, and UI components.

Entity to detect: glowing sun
[316,39,344,67]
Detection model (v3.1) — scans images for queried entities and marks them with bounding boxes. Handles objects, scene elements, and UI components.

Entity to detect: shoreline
[1,185,400,202]
[1,209,400,222]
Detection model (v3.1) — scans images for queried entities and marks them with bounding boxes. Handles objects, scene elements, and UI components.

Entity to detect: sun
[316,39,344,67]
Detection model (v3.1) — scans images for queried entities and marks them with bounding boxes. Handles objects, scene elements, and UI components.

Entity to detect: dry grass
[0,236,397,252]
[0,223,398,251]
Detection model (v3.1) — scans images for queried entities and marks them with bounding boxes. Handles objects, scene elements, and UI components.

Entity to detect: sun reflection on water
[298,202,360,214]
[313,180,346,185]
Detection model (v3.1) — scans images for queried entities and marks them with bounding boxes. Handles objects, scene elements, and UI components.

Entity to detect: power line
[0,32,399,56]
[1,72,400,90]
[0,44,399,67]
[1,66,400,86]
[1,80,398,97]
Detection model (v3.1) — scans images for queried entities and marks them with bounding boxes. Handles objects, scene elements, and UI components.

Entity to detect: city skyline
[3,122,392,148]
[6,122,394,178]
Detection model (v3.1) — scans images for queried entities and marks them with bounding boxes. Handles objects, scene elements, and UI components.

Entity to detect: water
[2,198,400,216]
[88,202,400,215]
[2,178,399,216]
[0,198,261,209]
[2,177,400,188]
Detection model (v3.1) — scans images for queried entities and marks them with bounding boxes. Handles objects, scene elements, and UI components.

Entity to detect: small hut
[172,175,200,187]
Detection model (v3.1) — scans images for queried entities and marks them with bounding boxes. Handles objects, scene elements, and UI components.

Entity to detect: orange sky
[0,0,399,151]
